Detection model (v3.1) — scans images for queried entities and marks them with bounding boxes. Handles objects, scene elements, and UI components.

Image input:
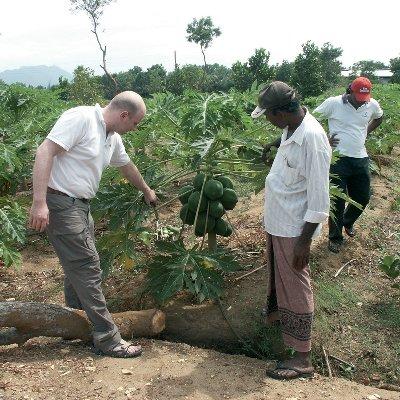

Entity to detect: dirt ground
[1,153,400,399]
[0,338,398,400]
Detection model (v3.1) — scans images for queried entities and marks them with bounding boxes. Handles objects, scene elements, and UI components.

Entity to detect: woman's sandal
[93,340,143,358]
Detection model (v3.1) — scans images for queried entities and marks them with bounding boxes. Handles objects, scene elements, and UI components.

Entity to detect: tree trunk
[0,302,165,346]
[201,47,207,70]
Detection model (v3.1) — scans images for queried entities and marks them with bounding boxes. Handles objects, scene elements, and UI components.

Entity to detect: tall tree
[319,42,343,90]
[248,48,275,85]
[70,0,119,94]
[389,56,400,84]
[186,17,221,70]
[292,41,324,98]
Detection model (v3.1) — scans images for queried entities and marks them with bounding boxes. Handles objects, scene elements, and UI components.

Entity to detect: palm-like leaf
[146,240,239,304]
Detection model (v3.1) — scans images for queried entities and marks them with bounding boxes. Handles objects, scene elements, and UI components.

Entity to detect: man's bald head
[109,91,146,117]
[103,91,146,134]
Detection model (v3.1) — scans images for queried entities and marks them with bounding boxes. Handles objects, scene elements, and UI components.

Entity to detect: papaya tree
[91,88,275,303]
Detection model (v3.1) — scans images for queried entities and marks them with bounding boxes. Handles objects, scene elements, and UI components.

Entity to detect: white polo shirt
[264,110,331,238]
[314,95,383,158]
[47,104,130,199]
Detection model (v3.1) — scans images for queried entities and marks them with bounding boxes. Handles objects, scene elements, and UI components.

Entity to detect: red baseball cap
[350,77,372,102]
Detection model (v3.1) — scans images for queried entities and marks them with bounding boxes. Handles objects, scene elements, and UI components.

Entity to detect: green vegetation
[0,83,72,266]
[1,80,399,305]
[379,255,400,289]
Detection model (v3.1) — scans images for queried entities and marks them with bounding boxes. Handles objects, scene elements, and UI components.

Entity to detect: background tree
[292,41,324,98]
[319,42,343,90]
[53,76,70,101]
[204,64,234,92]
[231,61,254,92]
[390,56,400,83]
[350,60,387,82]
[68,66,103,104]
[248,48,275,86]
[101,67,145,99]
[70,0,119,94]
[275,60,294,83]
[166,65,207,94]
[144,64,167,96]
[231,48,274,92]
[186,17,221,70]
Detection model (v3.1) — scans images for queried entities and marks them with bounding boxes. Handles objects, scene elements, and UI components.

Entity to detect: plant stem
[156,169,194,189]
[216,298,265,360]
[213,169,256,179]
[177,217,186,241]
[162,131,189,145]
[208,232,217,251]
[141,157,181,171]
[215,159,259,165]
[225,212,242,245]
[193,173,208,237]
[160,108,180,127]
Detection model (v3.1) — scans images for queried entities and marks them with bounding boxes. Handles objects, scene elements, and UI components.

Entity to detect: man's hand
[261,143,273,164]
[292,238,311,271]
[328,133,339,148]
[143,188,158,206]
[29,201,49,232]
[262,144,278,165]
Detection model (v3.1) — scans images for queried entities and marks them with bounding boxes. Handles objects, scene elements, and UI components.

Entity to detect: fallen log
[0,301,165,346]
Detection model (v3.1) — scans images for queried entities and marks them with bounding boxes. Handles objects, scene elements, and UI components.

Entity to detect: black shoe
[328,240,342,253]
[344,226,356,237]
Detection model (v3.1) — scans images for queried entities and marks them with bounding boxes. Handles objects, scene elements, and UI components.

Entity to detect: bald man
[29,91,157,357]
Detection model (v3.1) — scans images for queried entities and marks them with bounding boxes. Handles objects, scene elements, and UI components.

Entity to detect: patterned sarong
[264,233,314,352]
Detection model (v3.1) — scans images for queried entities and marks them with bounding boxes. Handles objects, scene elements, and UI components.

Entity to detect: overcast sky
[1,0,399,74]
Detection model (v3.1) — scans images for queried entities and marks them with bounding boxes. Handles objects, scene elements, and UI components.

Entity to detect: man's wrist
[33,196,47,205]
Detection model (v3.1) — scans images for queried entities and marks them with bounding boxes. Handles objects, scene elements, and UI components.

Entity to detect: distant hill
[0,65,73,87]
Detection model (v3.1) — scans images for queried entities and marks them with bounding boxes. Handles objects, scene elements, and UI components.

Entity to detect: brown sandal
[93,340,143,358]
[266,364,314,380]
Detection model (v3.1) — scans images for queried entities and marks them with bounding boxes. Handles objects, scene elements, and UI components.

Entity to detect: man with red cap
[314,77,383,253]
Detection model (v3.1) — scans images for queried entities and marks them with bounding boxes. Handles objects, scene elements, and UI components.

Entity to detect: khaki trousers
[46,194,121,351]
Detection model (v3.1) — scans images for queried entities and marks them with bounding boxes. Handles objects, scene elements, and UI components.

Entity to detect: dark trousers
[329,156,371,243]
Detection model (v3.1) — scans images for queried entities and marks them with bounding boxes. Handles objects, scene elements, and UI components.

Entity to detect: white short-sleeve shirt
[314,95,383,158]
[47,104,130,199]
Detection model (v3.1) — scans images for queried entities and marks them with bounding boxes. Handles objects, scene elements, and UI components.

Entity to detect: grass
[251,320,286,360]
[369,301,400,330]
[314,279,360,333]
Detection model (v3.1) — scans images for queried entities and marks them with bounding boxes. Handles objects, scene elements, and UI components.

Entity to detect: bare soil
[1,339,398,400]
